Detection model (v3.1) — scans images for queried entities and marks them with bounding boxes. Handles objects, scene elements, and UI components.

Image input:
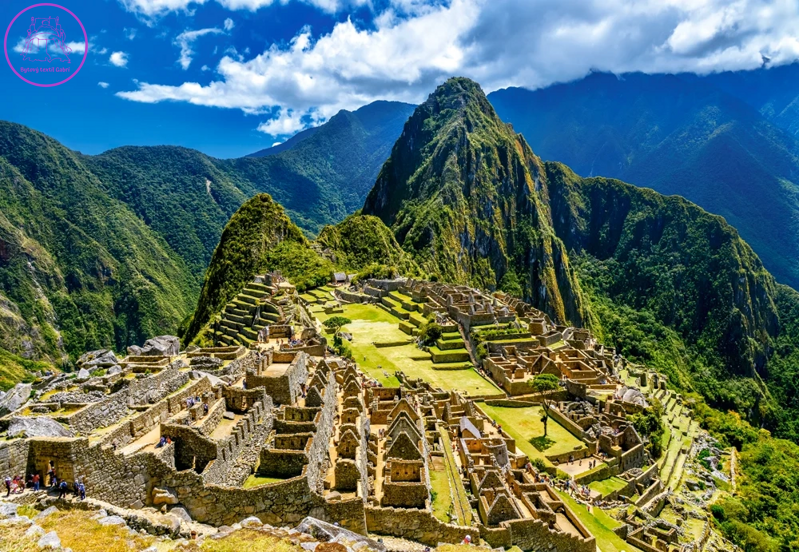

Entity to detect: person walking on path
[32,473,40,492]
[4,476,11,497]
[57,480,67,499]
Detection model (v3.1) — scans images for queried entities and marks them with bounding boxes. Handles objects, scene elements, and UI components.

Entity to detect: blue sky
[1,0,798,158]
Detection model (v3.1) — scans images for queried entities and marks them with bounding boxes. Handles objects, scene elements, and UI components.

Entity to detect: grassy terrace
[243,474,289,488]
[314,304,500,395]
[430,461,454,523]
[588,476,629,498]
[477,402,586,465]
[439,426,473,525]
[557,490,644,552]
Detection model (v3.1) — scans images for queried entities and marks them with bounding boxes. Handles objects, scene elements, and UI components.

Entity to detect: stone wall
[162,422,218,473]
[498,517,596,552]
[196,399,226,436]
[246,353,308,406]
[68,366,190,435]
[0,439,30,478]
[365,506,474,546]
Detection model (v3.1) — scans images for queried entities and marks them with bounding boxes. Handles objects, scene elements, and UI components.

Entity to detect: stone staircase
[215,281,283,347]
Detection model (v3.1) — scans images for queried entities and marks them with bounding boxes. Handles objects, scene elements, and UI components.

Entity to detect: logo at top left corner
[4,3,88,87]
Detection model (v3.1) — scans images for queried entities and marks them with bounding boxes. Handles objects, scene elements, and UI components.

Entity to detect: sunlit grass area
[557,490,644,552]
[588,476,629,497]
[38,510,156,552]
[175,529,303,552]
[477,402,586,462]
[315,304,500,395]
[242,474,289,488]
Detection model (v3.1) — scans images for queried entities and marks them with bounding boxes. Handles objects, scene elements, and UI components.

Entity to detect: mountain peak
[362,78,584,325]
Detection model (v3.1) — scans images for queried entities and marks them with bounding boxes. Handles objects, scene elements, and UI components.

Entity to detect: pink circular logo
[4,3,88,87]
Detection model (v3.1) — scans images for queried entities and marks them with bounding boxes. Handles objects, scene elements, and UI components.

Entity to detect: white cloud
[99,47,108,55]
[65,41,88,55]
[257,109,322,135]
[109,51,129,67]
[117,0,799,136]
[125,27,138,40]
[98,81,110,88]
[224,18,235,31]
[272,141,283,146]
[118,0,208,17]
[119,0,367,17]
[175,27,224,69]
[201,64,211,71]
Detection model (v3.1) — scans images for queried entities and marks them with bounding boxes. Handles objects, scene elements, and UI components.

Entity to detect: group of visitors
[155,435,174,448]
[4,474,26,496]
[4,461,85,500]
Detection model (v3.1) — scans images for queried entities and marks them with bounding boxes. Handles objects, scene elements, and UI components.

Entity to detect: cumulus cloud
[117,0,799,136]
[223,17,235,31]
[98,81,110,88]
[109,51,129,67]
[175,27,224,69]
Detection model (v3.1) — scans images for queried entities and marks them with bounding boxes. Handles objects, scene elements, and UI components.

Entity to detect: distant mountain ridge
[488,71,799,290]
[0,100,414,374]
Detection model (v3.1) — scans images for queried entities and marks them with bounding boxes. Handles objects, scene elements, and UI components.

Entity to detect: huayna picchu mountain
[363,78,587,326]
[360,77,795,437]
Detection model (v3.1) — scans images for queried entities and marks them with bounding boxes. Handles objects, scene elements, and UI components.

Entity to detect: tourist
[47,463,57,487]
[166,437,172,445]
[462,535,472,545]
[32,473,40,492]
[156,436,167,448]
[78,481,86,500]
[4,476,11,497]
[58,480,67,499]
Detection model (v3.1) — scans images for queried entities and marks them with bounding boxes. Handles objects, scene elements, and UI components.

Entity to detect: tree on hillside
[529,373,560,437]
[323,316,351,347]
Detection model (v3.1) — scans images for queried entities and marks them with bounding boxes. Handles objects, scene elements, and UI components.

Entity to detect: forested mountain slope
[489,72,799,290]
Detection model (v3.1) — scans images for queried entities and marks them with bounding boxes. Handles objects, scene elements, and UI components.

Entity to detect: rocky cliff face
[363,78,587,325]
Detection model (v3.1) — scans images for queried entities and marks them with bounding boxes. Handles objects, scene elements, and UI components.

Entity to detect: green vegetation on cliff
[316,214,419,275]
[184,194,332,342]
[0,121,196,371]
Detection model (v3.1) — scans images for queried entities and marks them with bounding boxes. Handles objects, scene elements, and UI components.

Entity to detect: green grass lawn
[557,490,644,552]
[316,304,499,394]
[477,403,587,463]
[430,465,453,523]
[588,476,629,497]
[242,474,288,488]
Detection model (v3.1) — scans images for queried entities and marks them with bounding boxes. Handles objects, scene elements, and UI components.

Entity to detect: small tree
[529,373,559,437]
[418,322,443,346]
[323,316,351,347]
